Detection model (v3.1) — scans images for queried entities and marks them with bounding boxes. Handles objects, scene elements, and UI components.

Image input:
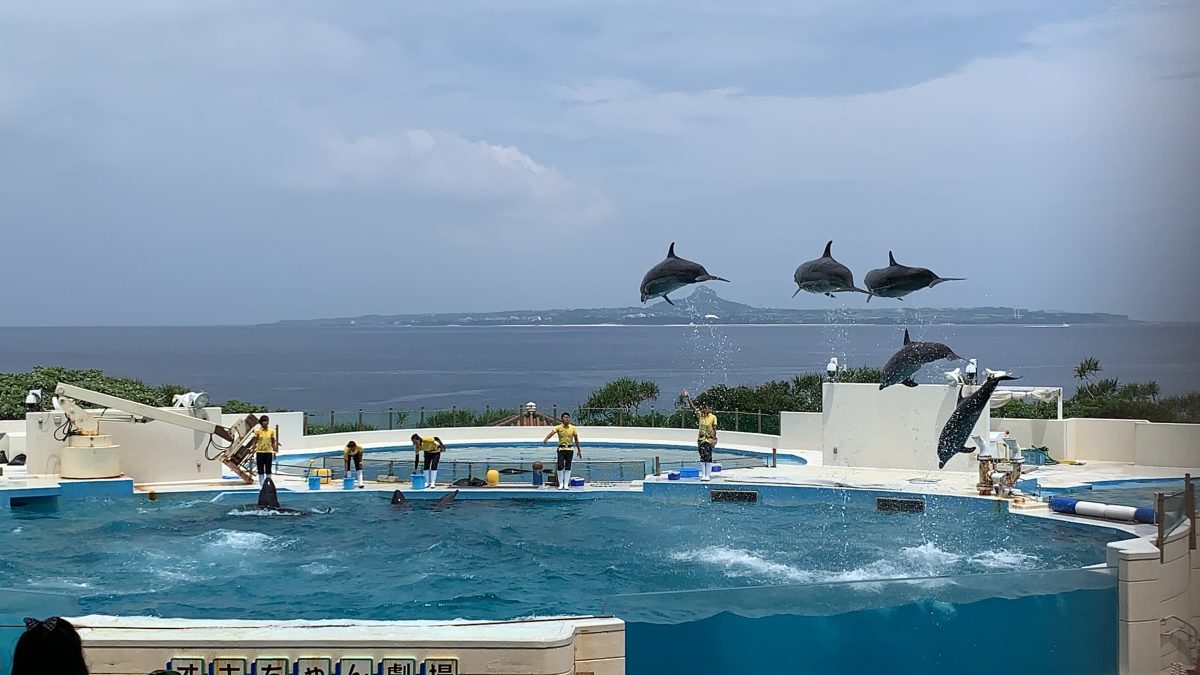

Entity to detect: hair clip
[23,616,60,632]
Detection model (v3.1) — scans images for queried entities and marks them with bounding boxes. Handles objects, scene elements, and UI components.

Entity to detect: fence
[1156,473,1196,562]
[278,452,767,486]
[303,406,782,435]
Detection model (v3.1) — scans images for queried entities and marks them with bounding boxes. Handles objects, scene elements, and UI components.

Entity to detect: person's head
[700,403,711,415]
[13,617,88,675]
[560,412,571,424]
[411,433,421,443]
[347,441,357,449]
[258,415,270,428]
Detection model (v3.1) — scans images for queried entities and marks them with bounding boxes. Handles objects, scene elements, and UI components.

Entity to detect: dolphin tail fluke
[929,277,965,287]
[937,446,975,470]
[697,275,729,283]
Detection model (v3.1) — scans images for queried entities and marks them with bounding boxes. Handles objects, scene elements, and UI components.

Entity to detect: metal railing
[1156,474,1195,562]
[278,456,649,484]
[303,406,782,435]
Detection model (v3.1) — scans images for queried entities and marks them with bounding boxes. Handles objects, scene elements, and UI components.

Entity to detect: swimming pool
[0,490,1118,622]
[2,485,1131,675]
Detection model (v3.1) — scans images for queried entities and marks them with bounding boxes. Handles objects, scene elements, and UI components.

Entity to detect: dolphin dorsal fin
[667,242,677,258]
[889,251,897,266]
[257,478,280,509]
[903,329,911,346]
[823,240,832,257]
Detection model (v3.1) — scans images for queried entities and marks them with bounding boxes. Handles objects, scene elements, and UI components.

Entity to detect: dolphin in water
[231,478,329,516]
[879,329,964,389]
[936,371,1020,469]
[864,252,964,302]
[792,241,868,298]
[639,242,729,306]
[390,489,459,508]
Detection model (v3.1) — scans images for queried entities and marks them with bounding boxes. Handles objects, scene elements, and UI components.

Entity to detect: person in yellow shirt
[542,412,583,490]
[251,415,279,485]
[343,440,365,488]
[683,390,717,481]
[410,433,446,489]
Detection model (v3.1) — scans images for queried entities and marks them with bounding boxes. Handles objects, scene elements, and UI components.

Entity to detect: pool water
[0,491,1120,622]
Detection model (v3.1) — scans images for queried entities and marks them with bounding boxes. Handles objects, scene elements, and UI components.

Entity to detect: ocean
[1,324,1197,414]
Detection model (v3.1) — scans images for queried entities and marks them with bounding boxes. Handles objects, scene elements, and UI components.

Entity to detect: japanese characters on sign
[167,655,459,675]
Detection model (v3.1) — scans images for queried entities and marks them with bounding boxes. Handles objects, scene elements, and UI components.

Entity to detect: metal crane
[54,382,263,483]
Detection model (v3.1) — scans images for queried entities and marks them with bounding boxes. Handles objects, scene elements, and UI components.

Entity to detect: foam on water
[669,542,1037,585]
[226,507,307,517]
[200,529,286,551]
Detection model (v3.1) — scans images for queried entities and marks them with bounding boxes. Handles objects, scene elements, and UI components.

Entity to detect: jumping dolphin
[792,241,868,298]
[879,329,964,389]
[231,478,328,516]
[864,252,964,302]
[936,371,1020,469]
[639,242,729,306]
[391,489,458,507]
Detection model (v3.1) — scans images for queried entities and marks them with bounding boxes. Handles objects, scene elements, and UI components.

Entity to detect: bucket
[411,473,427,490]
[342,475,356,490]
[307,475,321,490]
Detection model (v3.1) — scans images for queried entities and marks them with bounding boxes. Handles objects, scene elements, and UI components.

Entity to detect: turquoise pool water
[1,491,1118,622]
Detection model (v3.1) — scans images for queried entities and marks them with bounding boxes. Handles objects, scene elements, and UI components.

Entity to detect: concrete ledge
[74,615,624,675]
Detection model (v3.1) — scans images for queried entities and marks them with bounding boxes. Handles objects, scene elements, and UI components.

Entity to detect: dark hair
[347,441,357,448]
[259,415,270,423]
[13,617,89,675]
[561,412,570,419]
[411,433,421,441]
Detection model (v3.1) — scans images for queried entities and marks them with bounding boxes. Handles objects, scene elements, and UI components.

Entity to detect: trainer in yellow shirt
[542,412,583,491]
[252,415,279,485]
[344,440,365,488]
[683,390,718,481]
[410,434,446,489]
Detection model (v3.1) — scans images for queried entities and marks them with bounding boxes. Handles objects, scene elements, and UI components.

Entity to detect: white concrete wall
[0,419,24,457]
[820,382,987,472]
[74,615,624,675]
[779,412,822,452]
[1108,519,1197,675]
[989,418,1069,459]
[1133,422,1200,469]
[23,407,227,484]
[1072,418,1140,463]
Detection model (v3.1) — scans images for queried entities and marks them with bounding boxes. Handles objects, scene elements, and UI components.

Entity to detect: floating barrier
[1049,496,1155,525]
[486,469,500,487]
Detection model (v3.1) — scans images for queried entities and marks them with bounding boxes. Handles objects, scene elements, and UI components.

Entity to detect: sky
[1,0,1197,325]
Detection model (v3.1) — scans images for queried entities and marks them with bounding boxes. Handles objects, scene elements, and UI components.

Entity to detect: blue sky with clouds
[1,0,1197,325]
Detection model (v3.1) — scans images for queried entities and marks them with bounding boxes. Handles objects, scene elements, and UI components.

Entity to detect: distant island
[267,288,1138,327]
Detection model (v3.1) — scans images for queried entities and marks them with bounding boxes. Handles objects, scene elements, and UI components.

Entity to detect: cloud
[286,128,609,225]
